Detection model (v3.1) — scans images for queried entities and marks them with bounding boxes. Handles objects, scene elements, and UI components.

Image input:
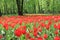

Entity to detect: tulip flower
[43,34,48,39]
[10,23,16,28]
[33,27,38,32]
[33,32,38,37]
[57,23,60,30]
[3,23,9,30]
[30,38,35,40]
[19,20,22,25]
[39,28,42,32]
[54,30,59,35]
[54,36,60,40]
[21,29,26,34]
[54,24,57,29]
[0,34,3,39]
[40,22,46,27]
[37,37,43,40]
[45,25,50,30]
[25,33,30,39]
[14,28,22,37]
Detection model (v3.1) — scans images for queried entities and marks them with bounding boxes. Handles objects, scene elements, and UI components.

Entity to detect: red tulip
[48,21,52,26]
[39,28,42,32]
[21,29,26,34]
[0,34,3,39]
[25,33,30,39]
[43,34,48,39]
[54,18,58,22]
[57,24,60,30]
[30,38,35,40]
[40,22,46,27]
[18,26,26,34]
[14,28,22,37]
[19,20,22,25]
[33,27,38,32]
[13,20,18,24]
[33,32,37,37]
[3,23,9,30]
[29,19,33,23]
[10,23,16,28]
[54,24,57,29]
[6,19,11,23]
[0,20,2,24]
[22,26,26,30]
[37,37,43,40]
[54,30,58,35]
[46,25,50,30]
[54,36,60,40]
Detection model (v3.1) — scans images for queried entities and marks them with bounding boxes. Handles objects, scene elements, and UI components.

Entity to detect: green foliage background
[0,0,60,15]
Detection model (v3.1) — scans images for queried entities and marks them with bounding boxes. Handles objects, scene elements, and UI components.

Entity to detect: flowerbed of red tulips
[0,16,60,40]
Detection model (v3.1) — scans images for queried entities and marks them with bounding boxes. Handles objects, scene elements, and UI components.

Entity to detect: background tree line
[0,0,60,16]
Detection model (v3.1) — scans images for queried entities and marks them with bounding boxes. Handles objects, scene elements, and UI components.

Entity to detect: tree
[16,0,23,15]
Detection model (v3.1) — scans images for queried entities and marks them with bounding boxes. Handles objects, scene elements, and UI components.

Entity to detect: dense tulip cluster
[0,16,60,40]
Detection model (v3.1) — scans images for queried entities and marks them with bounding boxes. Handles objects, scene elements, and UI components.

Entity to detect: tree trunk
[0,10,2,17]
[16,0,23,15]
